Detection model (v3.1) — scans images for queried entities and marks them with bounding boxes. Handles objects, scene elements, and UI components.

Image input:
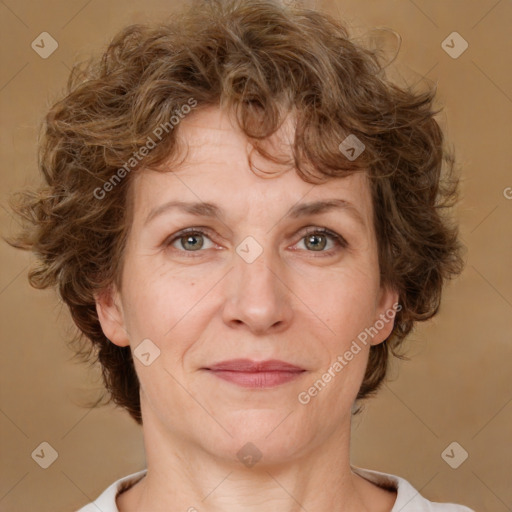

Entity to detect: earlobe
[370,285,400,346]
[94,286,130,347]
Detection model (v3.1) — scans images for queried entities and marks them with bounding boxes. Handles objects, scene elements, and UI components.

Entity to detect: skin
[96,106,399,512]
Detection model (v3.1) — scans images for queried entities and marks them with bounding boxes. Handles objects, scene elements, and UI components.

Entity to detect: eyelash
[163,226,348,257]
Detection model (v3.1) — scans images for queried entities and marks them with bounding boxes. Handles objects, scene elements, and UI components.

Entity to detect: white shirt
[76,465,475,511]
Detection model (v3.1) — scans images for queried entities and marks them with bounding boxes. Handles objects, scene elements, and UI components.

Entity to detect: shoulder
[75,469,147,512]
[351,466,475,512]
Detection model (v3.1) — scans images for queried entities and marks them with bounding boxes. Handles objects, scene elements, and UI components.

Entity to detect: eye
[163,226,347,257]
[165,228,216,253]
[293,227,347,254]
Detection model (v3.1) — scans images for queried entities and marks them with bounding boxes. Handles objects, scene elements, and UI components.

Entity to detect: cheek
[122,260,215,346]
[298,263,380,342]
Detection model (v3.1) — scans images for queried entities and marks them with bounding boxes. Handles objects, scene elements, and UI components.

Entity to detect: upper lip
[205,359,305,372]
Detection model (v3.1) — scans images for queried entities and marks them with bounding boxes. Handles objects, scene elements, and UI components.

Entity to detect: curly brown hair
[6,0,464,425]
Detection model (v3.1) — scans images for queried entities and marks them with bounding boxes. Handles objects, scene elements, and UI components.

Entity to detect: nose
[221,245,294,335]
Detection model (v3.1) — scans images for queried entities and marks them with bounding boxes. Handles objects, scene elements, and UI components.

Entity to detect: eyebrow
[144,198,365,227]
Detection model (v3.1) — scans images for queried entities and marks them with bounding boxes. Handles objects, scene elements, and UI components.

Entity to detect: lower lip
[207,370,304,388]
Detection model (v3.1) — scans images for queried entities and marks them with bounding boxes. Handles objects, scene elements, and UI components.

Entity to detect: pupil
[307,234,326,251]
[183,235,203,250]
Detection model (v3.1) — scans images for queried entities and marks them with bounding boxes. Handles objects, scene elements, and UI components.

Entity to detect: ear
[94,285,130,347]
[370,284,400,346]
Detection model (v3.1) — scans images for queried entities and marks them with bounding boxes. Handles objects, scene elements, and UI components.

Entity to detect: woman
[9,0,475,510]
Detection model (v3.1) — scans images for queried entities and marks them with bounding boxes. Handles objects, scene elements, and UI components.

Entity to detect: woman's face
[96,106,398,465]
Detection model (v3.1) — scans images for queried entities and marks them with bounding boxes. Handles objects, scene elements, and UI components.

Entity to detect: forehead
[130,106,373,230]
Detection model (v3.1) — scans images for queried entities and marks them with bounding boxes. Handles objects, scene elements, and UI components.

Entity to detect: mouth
[203,359,306,389]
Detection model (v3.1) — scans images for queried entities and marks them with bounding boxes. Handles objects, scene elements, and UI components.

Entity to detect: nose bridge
[237,241,278,293]
[223,234,292,332]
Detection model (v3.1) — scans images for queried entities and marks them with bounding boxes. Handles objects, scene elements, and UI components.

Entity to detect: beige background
[1,1,511,511]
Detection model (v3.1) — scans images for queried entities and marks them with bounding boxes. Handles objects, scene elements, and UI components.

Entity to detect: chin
[194,409,319,468]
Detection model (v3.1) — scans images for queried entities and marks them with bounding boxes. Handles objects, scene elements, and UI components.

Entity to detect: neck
[117,401,394,512]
